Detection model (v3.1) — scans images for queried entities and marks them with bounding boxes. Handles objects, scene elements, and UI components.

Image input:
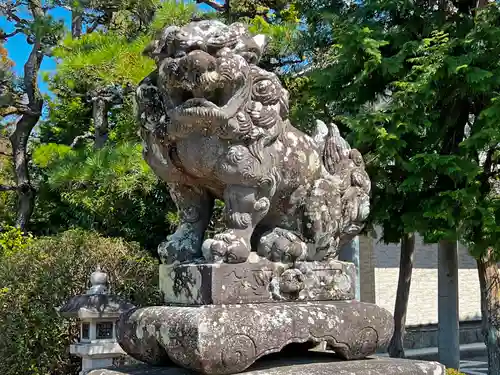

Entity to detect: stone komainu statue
[136,20,370,264]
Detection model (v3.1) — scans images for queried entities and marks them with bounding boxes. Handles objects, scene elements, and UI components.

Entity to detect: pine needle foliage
[49,1,197,90]
[31,142,173,250]
[52,32,154,88]
[33,142,157,210]
[150,0,198,32]
[31,1,198,246]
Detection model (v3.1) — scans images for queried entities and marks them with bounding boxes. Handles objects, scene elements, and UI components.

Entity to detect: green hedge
[0,228,161,375]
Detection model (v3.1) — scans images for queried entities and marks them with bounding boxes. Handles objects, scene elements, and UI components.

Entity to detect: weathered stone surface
[116,301,394,375]
[137,19,371,265]
[88,353,445,375]
[159,259,356,305]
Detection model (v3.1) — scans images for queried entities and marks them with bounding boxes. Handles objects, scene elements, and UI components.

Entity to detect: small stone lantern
[58,267,135,375]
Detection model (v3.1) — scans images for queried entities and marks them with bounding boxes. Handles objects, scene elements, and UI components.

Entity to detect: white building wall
[360,230,482,326]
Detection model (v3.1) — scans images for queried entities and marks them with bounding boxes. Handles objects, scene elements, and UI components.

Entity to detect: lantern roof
[58,266,135,318]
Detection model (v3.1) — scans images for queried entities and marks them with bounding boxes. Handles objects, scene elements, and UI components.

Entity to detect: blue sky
[1,6,72,95]
[0,1,212,95]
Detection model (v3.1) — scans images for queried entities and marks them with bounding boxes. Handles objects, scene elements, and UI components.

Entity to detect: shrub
[0,224,33,256]
[446,369,466,375]
[0,229,161,375]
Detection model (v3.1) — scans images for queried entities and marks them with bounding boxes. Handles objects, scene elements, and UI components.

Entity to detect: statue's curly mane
[223,66,290,162]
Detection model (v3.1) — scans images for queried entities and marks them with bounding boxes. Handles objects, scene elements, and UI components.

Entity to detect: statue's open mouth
[167,76,250,123]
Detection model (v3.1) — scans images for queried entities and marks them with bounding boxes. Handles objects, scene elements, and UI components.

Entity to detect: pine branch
[0,1,25,25]
[71,132,95,148]
[1,102,41,117]
[0,185,17,192]
[194,0,270,21]
[231,9,270,21]
[0,29,21,40]
[196,0,225,12]
[260,57,305,74]
[86,17,104,34]
[0,105,19,117]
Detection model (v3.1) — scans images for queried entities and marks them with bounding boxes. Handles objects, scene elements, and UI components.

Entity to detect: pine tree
[0,0,65,229]
[29,1,197,248]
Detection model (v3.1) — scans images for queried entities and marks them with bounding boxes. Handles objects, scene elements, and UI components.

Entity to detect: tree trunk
[10,117,37,229]
[93,98,109,149]
[438,239,460,370]
[71,9,82,38]
[388,233,415,358]
[9,0,44,229]
[476,248,500,375]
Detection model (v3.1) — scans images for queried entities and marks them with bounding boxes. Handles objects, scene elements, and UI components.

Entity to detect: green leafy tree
[301,1,500,371]
[57,0,161,38]
[45,0,196,148]
[30,143,174,250]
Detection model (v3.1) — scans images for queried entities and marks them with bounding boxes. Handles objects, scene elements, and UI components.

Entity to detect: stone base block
[88,353,445,375]
[159,259,356,305]
[116,301,393,375]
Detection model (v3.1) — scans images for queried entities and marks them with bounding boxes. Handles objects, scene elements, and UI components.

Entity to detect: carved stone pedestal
[112,258,446,374]
[88,354,446,375]
[159,259,356,305]
[116,300,394,375]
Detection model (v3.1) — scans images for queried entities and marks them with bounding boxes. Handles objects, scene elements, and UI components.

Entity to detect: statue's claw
[202,232,251,263]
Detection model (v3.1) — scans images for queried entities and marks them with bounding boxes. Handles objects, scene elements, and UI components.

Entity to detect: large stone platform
[88,353,446,375]
[116,301,393,375]
[159,259,356,305]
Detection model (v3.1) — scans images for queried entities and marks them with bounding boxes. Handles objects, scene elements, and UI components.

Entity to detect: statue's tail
[323,123,352,176]
[312,120,352,174]
[313,120,371,245]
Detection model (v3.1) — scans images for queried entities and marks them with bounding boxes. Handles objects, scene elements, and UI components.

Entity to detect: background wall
[359,230,482,326]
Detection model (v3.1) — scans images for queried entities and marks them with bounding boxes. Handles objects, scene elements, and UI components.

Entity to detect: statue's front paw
[158,233,202,264]
[202,232,250,263]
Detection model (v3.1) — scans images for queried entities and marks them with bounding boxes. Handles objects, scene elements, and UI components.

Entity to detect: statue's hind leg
[302,178,343,260]
[159,183,213,264]
[202,185,270,263]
